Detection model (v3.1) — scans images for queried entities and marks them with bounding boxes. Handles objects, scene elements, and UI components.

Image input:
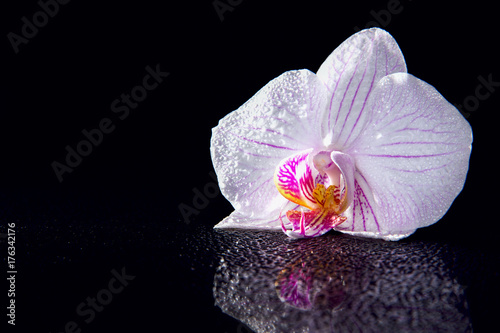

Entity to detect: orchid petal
[214,209,283,230]
[340,73,472,239]
[274,149,318,210]
[211,70,329,229]
[317,28,407,150]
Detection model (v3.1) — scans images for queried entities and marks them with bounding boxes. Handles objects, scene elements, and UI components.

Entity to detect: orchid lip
[274,150,353,238]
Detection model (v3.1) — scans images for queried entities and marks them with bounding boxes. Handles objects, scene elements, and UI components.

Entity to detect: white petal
[341,73,473,238]
[211,70,329,228]
[317,28,407,150]
[214,210,283,230]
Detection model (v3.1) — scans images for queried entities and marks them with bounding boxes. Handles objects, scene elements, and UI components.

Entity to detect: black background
[2,0,499,332]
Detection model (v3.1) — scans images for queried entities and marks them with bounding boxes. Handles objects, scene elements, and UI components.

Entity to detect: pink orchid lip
[274,149,354,238]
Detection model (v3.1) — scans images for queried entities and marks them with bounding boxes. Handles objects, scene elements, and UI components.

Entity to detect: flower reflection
[275,260,315,310]
[275,253,345,312]
[213,230,472,332]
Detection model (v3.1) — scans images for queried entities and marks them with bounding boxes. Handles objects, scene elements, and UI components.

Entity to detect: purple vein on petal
[232,126,305,145]
[339,41,378,146]
[328,50,357,130]
[394,127,457,135]
[359,150,460,159]
[343,67,377,147]
[397,192,412,222]
[234,165,270,187]
[334,58,362,132]
[358,182,369,231]
[383,162,451,174]
[377,141,461,147]
[390,191,410,225]
[237,166,268,184]
[246,176,274,198]
[226,131,295,151]
[375,103,421,130]
[337,63,366,140]
[355,173,380,232]
[273,105,306,130]
[235,148,276,159]
[253,115,293,126]
[351,180,364,231]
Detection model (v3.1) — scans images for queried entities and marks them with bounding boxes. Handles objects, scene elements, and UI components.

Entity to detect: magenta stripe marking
[377,141,458,147]
[361,151,457,159]
[329,49,357,130]
[342,67,377,146]
[228,131,295,151]
[355,173,380,232]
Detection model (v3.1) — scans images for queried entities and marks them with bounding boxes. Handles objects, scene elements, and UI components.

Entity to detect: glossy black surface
[1,188,500,332]
[2,1,500,332]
